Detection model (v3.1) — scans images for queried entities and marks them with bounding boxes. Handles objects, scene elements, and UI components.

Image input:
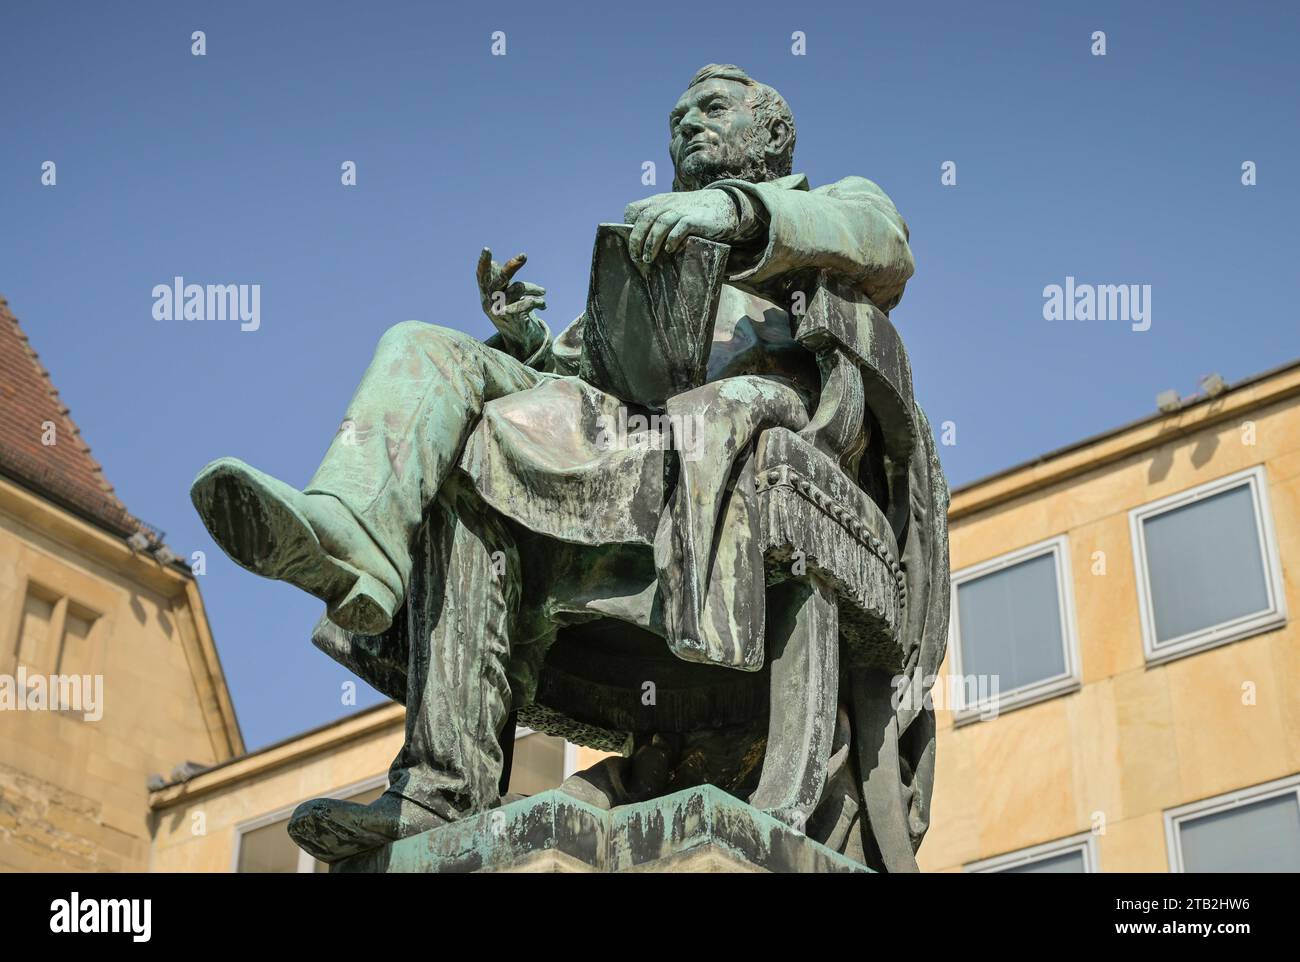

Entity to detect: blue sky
[3,1,1297,749]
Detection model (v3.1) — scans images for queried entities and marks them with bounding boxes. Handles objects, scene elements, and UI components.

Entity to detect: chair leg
[749,577,839,831]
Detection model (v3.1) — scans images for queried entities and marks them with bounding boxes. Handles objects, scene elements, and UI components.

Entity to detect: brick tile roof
[0,294,144,538]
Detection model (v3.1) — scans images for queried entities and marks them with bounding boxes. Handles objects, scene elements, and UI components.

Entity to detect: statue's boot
[190,456,403,635]
[557,734,681,810]
[287,791,447,863]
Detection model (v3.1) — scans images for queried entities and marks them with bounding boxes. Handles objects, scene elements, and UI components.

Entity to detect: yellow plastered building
[920,361,1300,873]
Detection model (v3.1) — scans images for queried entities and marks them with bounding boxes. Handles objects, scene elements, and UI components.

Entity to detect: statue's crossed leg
[192,320,550,637]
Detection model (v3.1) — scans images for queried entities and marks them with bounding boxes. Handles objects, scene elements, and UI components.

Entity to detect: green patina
[332,786,869,874]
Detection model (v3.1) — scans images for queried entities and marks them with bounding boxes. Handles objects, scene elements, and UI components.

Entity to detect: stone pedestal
[331,784,869,873]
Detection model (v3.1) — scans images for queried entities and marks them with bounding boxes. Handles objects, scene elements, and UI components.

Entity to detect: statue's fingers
[499,252,528,286]
[476,248,493,292]
[502,296,546,314]
[626,207,663,263]
[643,211,682,263]
[624,199,653,224]
[506,281,546,299]
[625,190,672,220]
[663,217,696,254]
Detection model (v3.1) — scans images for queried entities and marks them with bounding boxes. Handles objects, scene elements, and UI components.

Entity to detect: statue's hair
[684,64,796,179]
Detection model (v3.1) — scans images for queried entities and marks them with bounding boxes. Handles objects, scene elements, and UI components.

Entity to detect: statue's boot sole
[288,793,447,863]
[190,457,397,635]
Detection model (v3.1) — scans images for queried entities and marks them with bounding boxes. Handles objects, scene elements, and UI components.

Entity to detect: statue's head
[669,64,796,192]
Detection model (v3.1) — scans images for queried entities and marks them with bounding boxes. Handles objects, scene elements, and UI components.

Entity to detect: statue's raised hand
[476,248,547,353]
[623,189,745,265]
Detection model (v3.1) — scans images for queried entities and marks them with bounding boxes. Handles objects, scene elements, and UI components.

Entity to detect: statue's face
[669,78,768,190]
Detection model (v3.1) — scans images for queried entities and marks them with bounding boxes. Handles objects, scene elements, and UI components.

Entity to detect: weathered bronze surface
[191,63,950,872]
[331,785,870,874]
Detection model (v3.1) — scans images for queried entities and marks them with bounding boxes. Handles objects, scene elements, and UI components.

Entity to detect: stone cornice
[949,360,1300,523]
[148,701,404,810]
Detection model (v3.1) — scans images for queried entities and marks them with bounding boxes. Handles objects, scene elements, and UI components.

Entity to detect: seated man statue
[191,63,939,866]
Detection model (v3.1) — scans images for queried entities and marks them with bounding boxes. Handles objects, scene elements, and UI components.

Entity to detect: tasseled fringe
[757,470,906,671]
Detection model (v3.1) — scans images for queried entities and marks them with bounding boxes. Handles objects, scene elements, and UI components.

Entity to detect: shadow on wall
[1146,398,1227,484]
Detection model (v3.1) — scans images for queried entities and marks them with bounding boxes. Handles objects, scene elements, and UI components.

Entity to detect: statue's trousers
[303,320,549,592]
[387,477,525,819]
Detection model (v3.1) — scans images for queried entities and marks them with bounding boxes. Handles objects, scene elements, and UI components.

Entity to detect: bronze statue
[191,63,950,871]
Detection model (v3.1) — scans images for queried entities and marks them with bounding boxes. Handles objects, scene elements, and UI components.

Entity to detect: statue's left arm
[484,319,554,368]
[476,247,562,368]
[483,312,582,377]
[710,176,915,312]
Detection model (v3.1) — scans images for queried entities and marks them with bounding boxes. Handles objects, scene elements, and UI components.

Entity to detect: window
[59,606,97,676]
[948,536,1080,721]
[232,733,579,872]
[1130,466,1286,665]
[15,583,58,671]
[235,813,309,874]
[12,580,100,677]
[1165,775,1300,873]
[508,728,573,796]
[234,777,386,873]
[967,832,1098,873]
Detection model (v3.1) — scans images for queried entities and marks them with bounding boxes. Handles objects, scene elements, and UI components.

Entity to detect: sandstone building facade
[0,296,241,870]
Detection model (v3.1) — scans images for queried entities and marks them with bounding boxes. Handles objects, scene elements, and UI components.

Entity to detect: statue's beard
[674,127,769,191]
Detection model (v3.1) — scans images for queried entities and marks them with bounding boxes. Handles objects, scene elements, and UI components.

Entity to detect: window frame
[1129,465,1287,666]
[966,831,1100,873]
[231,772,388,873]
[4,545,115,683]
[948,535,1081,724]
[1164,773,1300,873]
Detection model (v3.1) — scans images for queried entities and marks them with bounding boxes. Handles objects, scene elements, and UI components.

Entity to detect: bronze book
[580,223,729,411]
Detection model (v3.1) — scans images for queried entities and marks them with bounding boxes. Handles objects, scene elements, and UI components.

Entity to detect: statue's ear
[765,118,793,162]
